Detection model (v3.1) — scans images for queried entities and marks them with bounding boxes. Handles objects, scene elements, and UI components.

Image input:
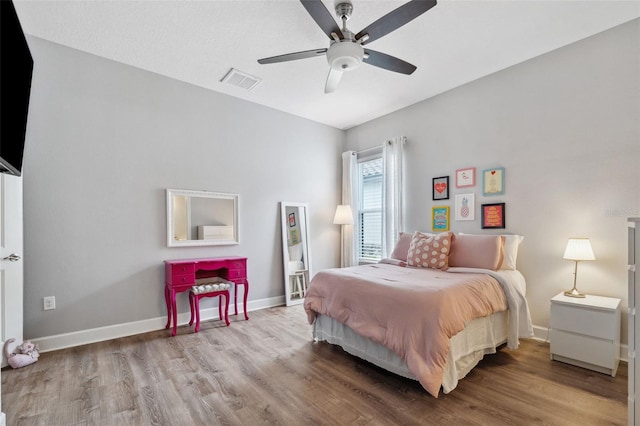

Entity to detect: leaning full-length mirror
[167,189,239,247]
[280,202,311,306]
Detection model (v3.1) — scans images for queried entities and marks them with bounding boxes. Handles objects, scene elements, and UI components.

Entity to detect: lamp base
[564,288,586,298]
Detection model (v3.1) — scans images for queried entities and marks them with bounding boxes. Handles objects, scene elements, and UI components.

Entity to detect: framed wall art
[455,167,476,188]
[454,193,475,221]
[481,203,505,229]
[432,176,449,200]
[432,206,450,231]
[482,167,505,196]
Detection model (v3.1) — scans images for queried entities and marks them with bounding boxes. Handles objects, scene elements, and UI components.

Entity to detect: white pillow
[500,234,524,270]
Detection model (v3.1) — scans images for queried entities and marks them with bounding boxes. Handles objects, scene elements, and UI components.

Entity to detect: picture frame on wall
[482,167,505,196]
[432,176,449,200]
[481,203,506,229]
[432,206,450,231]
[455,167,476,188]
[454,193,475,221]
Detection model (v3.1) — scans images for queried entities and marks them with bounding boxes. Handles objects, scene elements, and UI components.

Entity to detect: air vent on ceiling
[220,68,262,91]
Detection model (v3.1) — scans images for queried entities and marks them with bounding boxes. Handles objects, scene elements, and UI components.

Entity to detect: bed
[303,231,533,397]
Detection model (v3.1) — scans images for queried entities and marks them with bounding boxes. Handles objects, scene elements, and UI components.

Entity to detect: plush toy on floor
[3,337,39,369]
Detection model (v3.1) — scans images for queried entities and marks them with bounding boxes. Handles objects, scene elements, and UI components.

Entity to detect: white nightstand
[550,292,621,377]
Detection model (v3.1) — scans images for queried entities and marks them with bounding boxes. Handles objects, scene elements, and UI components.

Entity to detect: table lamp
[563,238,595,298]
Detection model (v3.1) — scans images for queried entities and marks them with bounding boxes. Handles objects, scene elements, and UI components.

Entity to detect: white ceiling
[13,0,640,130]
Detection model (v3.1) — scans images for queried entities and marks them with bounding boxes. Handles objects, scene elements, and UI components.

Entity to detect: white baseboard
[30,295,285,353]
[531,324,550,342]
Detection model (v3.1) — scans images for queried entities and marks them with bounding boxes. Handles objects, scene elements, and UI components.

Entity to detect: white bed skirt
[313,310,509,394]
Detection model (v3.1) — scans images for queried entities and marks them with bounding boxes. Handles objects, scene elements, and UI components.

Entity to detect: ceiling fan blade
[356,0,437,45]
[300,0,344,40]
[363,49,417,75]
[325,68,343,93]
[258,48,328,64]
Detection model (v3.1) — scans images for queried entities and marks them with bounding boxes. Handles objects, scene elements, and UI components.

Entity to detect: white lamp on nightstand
[563,238,595,298]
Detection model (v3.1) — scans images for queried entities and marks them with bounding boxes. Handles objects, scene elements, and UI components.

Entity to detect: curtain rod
[356,145,383,155]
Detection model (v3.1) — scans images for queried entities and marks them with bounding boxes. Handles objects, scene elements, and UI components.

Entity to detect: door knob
[2,253,21,262]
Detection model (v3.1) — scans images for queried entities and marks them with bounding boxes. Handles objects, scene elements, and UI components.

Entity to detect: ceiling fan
[257,0,437,93]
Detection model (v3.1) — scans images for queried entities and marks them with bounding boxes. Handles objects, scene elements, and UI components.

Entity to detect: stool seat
[189,281,231,332]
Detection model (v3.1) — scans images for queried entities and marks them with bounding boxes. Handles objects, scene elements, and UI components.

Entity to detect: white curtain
[340,151,358,267]
[382,136,406,258]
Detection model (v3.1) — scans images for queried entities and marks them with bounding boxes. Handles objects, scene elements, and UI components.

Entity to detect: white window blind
[358,157,383,262]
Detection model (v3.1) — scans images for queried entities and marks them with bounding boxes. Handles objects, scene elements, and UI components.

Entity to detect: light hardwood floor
[2,305,627,425]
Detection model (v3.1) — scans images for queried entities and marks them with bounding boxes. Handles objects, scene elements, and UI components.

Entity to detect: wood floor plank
[2,305,627,425]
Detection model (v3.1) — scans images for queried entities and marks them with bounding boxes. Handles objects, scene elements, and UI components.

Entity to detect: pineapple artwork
[455,193,475,221]
[460,197,470,218]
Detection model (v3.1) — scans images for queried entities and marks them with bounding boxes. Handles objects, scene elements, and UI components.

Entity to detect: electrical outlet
[43,296,55,311]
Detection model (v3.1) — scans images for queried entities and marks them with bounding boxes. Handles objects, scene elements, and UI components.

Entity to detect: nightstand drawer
[550,329,617,369]
[550,303,617,340]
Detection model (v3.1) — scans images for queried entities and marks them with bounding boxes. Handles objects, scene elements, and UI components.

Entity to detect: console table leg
[189,292,195,326]
[224,293,230,326]
[234,284,239,316]
[243,280,249,320]
[171,290,178,336]
[194,295,201,332]
[164,285,172,329]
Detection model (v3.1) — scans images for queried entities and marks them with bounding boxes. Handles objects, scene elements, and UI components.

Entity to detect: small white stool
[289,270,307,298]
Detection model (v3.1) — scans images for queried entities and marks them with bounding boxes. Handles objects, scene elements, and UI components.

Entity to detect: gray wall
[21,19,640,344]
[346,20,640,342]
[22,37,344,339]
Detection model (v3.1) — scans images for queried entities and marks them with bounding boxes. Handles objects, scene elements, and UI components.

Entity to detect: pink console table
[164,256,249,336]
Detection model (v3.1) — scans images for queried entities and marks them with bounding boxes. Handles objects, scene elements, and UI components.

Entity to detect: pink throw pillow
[448,234,504,271]
[407,231,453,270]
[390,232,415,262]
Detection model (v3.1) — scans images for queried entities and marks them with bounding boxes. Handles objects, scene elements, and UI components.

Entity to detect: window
[343,139,404,267]
[357,156,383,262]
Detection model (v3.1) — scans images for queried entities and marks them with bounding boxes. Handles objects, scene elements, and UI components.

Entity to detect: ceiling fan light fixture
[326,41,364,71]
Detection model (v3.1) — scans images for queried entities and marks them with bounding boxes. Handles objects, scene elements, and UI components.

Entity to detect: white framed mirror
[166,188,239,247]
[280,202,311,306]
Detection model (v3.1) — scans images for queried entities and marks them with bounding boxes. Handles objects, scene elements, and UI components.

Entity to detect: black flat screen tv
[0,0,33,177]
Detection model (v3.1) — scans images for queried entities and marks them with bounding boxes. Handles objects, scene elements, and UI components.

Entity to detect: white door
[0,173,24,425]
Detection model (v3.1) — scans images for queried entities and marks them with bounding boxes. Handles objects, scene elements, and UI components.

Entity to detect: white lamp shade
[563,238,595,261]
[333,205,354,225]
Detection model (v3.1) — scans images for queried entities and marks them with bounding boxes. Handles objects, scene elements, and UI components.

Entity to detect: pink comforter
[303,263,507,397]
